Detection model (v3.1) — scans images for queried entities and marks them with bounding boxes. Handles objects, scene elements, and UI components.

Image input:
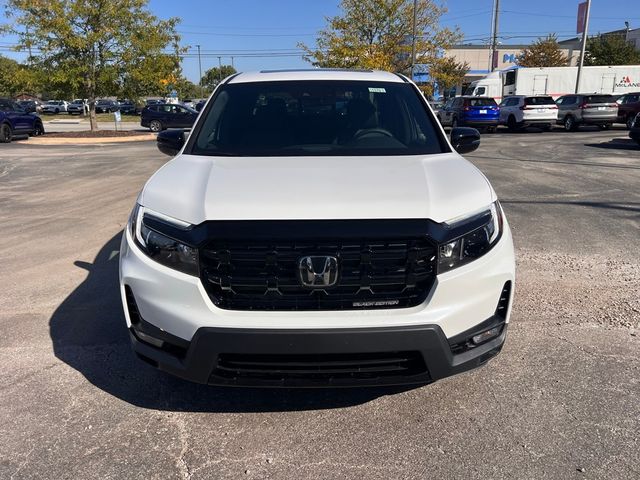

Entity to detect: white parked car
[41,100,69,114]
[120,69,515,387]
[499,95,557,131]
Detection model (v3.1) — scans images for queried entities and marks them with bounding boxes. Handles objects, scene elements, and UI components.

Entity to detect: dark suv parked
[17,100,42,113]
[141,103,198,132]
[616,92,640,129]
[95,99,119,113]
[0,98,45,143]
[118,100,140,115]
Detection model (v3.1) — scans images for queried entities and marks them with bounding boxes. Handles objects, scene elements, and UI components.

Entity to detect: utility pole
[26,26,32,64]
[196,44,203,98]
[231,56,235,69]
[218,56,222,84]
[410,0,417,80]
[489,0,500,72]
[575,0,591,93]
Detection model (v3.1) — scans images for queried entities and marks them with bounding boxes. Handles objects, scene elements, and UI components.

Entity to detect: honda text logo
[298,256,339,288]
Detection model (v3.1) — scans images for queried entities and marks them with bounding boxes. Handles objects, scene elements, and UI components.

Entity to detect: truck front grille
[199,235,437,311]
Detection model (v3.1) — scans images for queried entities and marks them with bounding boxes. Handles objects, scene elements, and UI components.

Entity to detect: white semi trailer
[467,65,640,101]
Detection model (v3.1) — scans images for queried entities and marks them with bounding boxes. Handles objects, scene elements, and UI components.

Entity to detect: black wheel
[31,122,45,136]
[149,120,163,132]
[626,115,635,130]
[54,108,59,114]
[563,115,577,131]
[0,123,12,143]
[507,115,519,132]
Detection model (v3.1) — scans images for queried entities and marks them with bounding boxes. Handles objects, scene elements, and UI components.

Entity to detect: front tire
[54,108,60,114]
[564,115,577,131]
[0,123,12,143]
[626,115,635,130]
[507,115,520,132]
[32,122,45,136]
[149,120,163,132]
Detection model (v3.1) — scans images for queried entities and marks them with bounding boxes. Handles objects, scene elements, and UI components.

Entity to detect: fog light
[135,329,164,348]
[472,326,502,345]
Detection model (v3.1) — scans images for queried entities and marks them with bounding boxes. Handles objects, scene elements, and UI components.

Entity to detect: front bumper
[129,318,507,387]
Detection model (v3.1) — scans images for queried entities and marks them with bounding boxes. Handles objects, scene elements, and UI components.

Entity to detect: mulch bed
[43,130,152,138]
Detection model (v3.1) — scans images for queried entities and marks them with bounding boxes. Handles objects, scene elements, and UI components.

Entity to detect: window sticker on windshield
[368,87,386,93]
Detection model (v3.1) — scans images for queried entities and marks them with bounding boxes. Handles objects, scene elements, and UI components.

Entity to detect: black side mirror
[451,127,481,154]
[157,129,186,156]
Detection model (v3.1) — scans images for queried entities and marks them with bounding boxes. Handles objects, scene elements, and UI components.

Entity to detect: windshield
[584,95,615,104]
[466,98,497,107]
[190,80,446,156]
[525,96,555,105]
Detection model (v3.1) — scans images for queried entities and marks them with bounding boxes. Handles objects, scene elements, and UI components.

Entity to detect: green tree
[429,57,469,96]
[517,35,569,67]
[585,34,640,66]
[175,77,201,99]
[200,65,237,91]
[299,0,462,73]
[0,55,43,96]
[5,0,181,130]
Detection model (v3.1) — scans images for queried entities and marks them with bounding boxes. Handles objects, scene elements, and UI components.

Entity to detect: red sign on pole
[577,2,587,34]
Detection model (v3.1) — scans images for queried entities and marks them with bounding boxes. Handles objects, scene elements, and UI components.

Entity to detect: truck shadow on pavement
[585,138,640,150]
[49,232,406,412]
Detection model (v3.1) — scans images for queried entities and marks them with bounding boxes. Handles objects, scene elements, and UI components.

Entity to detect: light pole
[575,0,592,93]
[489,0,500,72]
[196,44,203,98]
[410,0,417,80]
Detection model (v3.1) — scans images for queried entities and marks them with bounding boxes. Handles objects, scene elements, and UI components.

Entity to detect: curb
[27,134,155,145]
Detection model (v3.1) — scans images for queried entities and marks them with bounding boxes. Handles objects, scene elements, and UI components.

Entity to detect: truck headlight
[128,204,199,276]
[438,202,503,273]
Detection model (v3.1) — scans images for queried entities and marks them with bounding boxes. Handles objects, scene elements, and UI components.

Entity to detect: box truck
[467,66,640,101]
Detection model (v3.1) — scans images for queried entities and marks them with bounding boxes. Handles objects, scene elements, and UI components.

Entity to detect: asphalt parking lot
[1,128,639,479]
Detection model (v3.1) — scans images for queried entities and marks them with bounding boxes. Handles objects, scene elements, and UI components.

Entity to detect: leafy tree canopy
[299,0,462,73]
[200,65,237,91]
[5,0,182,130]
[516,35,569,67]
[0,54,43,97]
[585,34,640,66]
[429,56,469,96]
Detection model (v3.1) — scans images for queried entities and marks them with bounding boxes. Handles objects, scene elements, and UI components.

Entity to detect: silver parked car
[41,100,69,114]
[555,94,618,131]
[67,99,88,115]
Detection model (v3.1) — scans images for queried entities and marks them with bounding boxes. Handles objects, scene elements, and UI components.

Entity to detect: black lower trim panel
[129,317,507,387]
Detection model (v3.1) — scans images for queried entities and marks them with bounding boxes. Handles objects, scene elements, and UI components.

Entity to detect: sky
[2,0,640,82]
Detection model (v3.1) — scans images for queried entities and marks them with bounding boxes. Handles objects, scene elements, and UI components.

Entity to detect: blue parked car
[437,96,500,132]
[0,98,45,143]
[141,103,198,132]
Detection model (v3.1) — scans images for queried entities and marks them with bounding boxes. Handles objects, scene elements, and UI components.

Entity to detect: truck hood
[140,153,495,225]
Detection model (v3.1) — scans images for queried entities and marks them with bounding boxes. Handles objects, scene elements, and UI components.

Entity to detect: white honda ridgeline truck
[120,69,515,387]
